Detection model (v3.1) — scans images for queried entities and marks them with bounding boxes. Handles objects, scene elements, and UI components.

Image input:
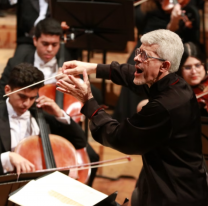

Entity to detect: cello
[35,22,91,183]
[14,101,90,183]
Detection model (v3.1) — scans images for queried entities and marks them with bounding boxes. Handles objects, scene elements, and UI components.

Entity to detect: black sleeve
[81,98,171,155]
[96,61,149,98]
[0,142,5,175]
[44,113,87,149]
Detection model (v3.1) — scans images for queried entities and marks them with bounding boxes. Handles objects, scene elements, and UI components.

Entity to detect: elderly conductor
[56,29,208,206]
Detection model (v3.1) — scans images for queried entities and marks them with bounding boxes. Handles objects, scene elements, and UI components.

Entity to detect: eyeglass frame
[182,62,204,70]
[135,48,166,62]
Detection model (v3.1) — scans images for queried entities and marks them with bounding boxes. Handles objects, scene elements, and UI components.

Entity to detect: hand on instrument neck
[36,95,64,118]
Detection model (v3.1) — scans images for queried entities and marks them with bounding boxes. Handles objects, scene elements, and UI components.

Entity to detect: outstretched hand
[56,69,93,104]
[61,60,97,76]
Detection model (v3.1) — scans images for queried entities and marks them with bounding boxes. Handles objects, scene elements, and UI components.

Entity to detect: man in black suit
[0,63,87,175]
[0,17,103,104]
[0,18,101,186]
[0,0,50,59]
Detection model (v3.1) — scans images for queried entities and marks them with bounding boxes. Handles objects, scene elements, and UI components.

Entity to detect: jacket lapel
[0,101,11,151]
[24,51,35,64]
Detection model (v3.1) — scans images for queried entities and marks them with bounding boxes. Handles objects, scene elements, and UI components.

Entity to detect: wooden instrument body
[39,84,83,123]
[14,134,78,178]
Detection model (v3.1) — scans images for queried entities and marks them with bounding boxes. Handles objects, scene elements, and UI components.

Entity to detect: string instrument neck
[36,105,56,168]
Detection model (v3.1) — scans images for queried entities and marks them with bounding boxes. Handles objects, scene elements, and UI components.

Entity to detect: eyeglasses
[182,63,204,70]
[135,48,166,62]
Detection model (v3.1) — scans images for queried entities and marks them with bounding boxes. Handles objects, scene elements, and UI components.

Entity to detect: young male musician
[57,29,208,205]
[0,17,100,186]
[0,63,87,175]
[0,17,102,104]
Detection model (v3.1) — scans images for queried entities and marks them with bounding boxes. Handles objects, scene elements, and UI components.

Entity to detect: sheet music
[8,171,107,206]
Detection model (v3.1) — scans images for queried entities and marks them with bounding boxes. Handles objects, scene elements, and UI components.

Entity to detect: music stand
[0,170,69,206]
[49,0,134,97]
[49,0,134,137]
[50,0,134,50]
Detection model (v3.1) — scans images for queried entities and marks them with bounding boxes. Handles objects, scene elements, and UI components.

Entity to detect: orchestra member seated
[0,63,87,176]
[0,17,100,187]
[0,17,103,104]
[176,42,208,115]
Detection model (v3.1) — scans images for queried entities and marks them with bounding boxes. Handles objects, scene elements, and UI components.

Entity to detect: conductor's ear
[160,61,171,72]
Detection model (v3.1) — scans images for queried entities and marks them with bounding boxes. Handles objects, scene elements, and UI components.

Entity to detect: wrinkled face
[33,34,60,63]
[5,86,38,116]
[134,44,164,86]
[181,57,205,86]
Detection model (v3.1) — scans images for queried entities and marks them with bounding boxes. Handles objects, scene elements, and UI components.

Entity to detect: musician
[177,42,208,116]
[177,42,207,84]
[56,29,208,205]
[0,17,103,103]
[0,0,49,64]
[0,17,100,187]
[0,63,87,175]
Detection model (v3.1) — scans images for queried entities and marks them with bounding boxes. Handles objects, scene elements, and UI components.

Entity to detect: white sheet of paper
[9,171,108,206]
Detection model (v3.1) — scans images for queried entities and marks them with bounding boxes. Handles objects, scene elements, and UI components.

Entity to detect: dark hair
[34,18,62,39]
[177,42,207,77]
[8,63,44,90]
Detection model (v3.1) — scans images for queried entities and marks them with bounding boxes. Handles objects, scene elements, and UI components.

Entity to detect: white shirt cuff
[1,152,14,173]
[55,110,71,124]
[9,0,17,5]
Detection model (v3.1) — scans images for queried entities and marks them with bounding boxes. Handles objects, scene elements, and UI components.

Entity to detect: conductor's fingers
[83,69,89,84]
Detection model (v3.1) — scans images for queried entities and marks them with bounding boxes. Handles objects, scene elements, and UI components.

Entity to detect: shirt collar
[6,98,17,117]
[6,98,30,119]
[149,73,180,97]
[34,51,57,68]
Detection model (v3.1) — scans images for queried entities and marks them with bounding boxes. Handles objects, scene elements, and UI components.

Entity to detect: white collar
[6,98,30,119]
[34,51,57,67]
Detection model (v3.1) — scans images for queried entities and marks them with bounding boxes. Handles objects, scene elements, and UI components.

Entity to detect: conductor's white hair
[141,29,184,73]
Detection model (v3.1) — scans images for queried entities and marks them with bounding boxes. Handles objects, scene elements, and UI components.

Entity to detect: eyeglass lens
[183,63,203,70]
[135,49,147,61]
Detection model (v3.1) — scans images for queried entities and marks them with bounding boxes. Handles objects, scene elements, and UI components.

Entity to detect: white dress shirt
[34,0,48,26]
[8,0,17,5]
[1,98,70,173]
[34,51,58,84]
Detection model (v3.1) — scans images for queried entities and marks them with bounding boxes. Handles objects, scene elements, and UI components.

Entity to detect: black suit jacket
[0,101,87,175]
[0,0,48,44]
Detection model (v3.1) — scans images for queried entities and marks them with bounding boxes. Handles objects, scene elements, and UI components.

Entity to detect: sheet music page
[9,171,108,206]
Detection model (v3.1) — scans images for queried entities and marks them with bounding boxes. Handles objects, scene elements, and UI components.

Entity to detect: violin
[161,0,192,28]
[193,75,208,111]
